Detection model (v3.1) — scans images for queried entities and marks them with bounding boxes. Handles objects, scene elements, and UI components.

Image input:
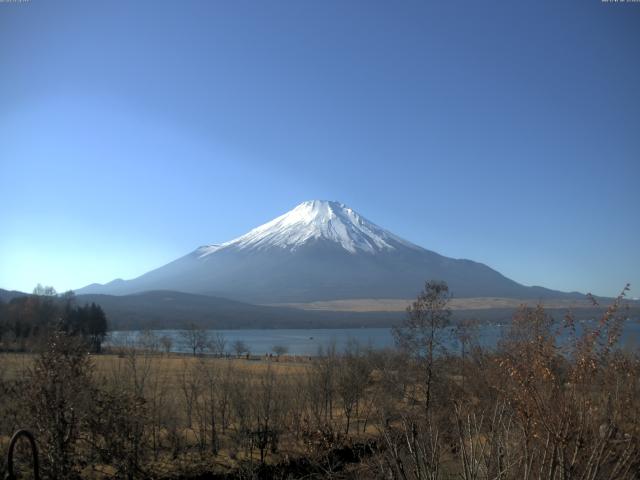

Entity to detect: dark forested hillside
[0,289,107,352]
[74,290,402,330]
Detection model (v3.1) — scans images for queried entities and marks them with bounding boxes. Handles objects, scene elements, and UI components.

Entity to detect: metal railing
[5,430,39,480]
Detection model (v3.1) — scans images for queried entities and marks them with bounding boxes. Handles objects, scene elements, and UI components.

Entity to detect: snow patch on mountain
[196,244,223,256]
[198,200,419,256]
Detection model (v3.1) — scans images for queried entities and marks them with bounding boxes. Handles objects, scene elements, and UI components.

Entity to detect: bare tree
[217,362,236,434]
[453,318,480,391]
[272,344,288,360]
[145,357,172,460]
[308,341,338,428]
[178,359,200,431]
[232,339,249,358]
[180,322,209,356]
[393,280,451,415]
[336,340,371,435]
[32,283,57,297]
[138,329,159,353]
[27,330,94,479]
[250,367,288,464]
[87,386,148,479]
[159,334,173,355]
[209,332,227,357]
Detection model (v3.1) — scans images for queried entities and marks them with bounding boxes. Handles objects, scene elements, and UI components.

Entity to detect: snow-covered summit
[197,200,418,256]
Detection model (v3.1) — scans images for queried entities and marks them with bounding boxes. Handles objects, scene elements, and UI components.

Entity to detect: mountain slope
[77,200,581,302]
[0,288,29,303]
[75,290,402,330]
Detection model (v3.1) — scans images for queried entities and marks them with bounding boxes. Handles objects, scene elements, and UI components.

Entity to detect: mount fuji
[77,200,578,303]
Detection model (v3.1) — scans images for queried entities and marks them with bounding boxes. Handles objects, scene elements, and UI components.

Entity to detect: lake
[108,320,640,356]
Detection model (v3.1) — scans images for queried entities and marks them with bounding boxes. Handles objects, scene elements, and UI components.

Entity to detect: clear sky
[1,1,638,298]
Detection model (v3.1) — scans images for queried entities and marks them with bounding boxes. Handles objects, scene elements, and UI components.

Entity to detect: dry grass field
[268,296,610,312]
[1,352,310,380]
[0,350,344,478]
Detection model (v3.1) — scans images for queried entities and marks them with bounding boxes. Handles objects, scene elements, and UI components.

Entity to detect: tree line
[0,285,108,353]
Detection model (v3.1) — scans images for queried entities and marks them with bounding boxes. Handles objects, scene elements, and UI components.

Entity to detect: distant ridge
[73,290,404,330]
[4,288,633,331]
[0,288,28,303]
[77,200,584,303]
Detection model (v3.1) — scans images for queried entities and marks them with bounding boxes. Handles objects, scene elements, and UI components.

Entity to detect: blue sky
[0,0,638,298]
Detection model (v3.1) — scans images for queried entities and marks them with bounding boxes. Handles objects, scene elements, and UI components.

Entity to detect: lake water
[108,320,640,356]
